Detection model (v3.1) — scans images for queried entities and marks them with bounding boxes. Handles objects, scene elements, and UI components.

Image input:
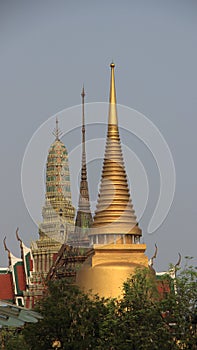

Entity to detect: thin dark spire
[74,86,92,240]
[53,117,62,141]
[81,85,86,174]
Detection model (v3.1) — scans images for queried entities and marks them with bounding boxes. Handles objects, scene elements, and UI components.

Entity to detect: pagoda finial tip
[53,117,62,140]
[81,85,85,97]
[108,61,117,125]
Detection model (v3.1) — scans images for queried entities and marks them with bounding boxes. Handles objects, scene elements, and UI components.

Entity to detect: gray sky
[0,0,197,270]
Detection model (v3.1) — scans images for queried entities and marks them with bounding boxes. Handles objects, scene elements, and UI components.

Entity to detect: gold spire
[90,63,141,240]
[108,62,118,125]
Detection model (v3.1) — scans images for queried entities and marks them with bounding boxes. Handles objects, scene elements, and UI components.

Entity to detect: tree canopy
[2,261,197,350]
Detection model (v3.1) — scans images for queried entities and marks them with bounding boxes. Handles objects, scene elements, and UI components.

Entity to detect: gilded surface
[77,64,148,299]
[76,244,148,298]
[91,64,141,237]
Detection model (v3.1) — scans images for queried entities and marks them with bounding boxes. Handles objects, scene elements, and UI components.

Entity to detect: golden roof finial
[3,237,11,266]
[108,62,118,125]
[16,228,24,260]
[149,243,158,268]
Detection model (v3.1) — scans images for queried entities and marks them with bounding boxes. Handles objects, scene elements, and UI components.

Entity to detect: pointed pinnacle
[81,85,85,98]
[108,62,118,125]
[53,117,62,140]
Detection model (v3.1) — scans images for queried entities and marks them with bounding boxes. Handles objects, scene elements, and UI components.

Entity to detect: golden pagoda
[76,63,148,298]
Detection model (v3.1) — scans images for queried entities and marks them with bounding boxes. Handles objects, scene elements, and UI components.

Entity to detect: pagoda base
[76,243,148,299]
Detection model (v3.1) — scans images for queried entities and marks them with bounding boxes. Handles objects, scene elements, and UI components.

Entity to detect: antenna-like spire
[53,117,62,141]
[81,85,86,171]
[80,85,89,184]
[74,86,92,240]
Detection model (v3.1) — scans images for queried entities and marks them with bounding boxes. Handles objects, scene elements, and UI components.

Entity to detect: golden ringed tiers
[89,63,141,242]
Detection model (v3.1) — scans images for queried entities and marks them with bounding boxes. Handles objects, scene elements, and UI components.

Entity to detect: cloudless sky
[0,0,197,270]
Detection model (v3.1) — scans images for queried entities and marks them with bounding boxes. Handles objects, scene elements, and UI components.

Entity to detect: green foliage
[0,328,30,350]
[159,261,197,349]
[105,268,178,350]
[23,281,109,350]
[3,261,197,350]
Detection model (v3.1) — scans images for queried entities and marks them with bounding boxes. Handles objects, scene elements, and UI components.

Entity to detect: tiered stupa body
[76,64,148,298]
[39,120,75,243]
[25,120,75,306]
[72,87,93,246]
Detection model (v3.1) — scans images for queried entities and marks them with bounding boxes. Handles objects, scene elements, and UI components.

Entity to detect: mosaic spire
[46,122,72,203]
[75,87,93,237]
[90,63,141,243]
[39,118,75,243]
